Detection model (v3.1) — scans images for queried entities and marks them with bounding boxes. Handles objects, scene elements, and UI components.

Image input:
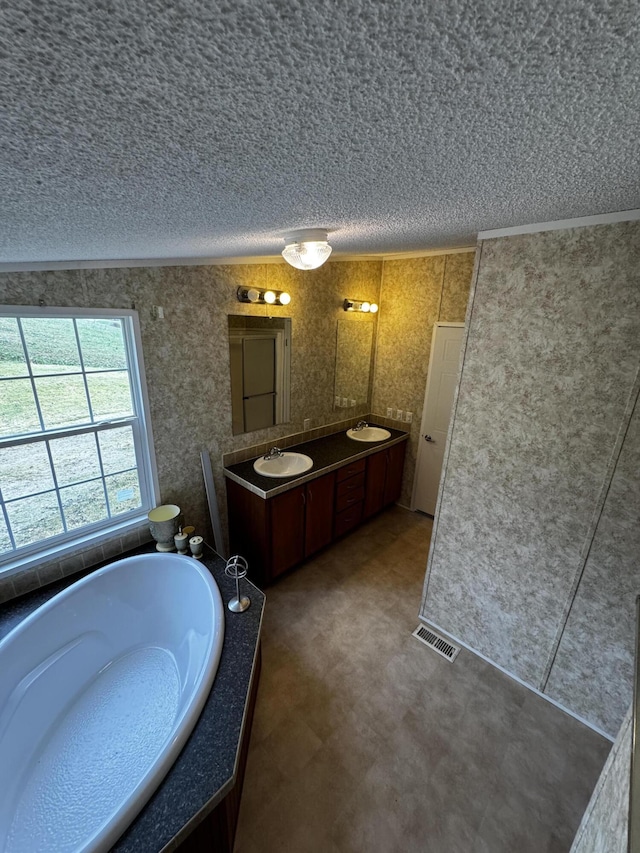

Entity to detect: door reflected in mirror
[334,319,375,409]
[228,316,291,435]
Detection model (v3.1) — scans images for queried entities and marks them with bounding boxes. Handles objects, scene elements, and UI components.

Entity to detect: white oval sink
[253,452,314,478]
[346,426,391,442]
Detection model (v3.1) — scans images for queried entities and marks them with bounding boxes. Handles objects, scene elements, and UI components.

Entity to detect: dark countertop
[0,543,264,853]
[224,423,409,498]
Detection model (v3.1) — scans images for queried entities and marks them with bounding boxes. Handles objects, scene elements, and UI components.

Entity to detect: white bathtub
[0,552,225,853]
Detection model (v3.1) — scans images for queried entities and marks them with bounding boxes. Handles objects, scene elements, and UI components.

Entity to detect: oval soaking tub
[0,552,225,853]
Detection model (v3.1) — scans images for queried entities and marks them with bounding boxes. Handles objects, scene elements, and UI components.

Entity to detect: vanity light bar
[343,298,379,314]
[236,287,291,306]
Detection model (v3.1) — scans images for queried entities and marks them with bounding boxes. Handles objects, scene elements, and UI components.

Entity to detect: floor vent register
[412,625,460,662]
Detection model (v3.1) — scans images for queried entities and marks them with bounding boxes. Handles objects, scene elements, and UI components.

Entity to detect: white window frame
[0,306,160,578]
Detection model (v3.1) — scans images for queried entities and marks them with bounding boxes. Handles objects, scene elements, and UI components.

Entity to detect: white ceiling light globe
[282,229,332,270]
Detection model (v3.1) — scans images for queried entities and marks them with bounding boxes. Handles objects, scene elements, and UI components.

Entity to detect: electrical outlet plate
[405,411,413,424]
[342,397,348,407]
[350,399,356,407]
[386,407,393,417]
[303,418,311,430]
[335,396,341,407]
[396,409,403,420]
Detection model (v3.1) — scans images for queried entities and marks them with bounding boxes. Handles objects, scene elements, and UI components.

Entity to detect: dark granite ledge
[0,543,264,853]
[224,422,409,498]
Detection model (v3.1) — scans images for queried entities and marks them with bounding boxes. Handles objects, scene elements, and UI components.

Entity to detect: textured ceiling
[1,0,639,264]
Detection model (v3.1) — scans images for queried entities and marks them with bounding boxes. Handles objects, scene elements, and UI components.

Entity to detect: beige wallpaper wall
[372,251,475,505]
[0,260,381,598]
[0,249,475,601]
[570,707,630,853]
[421,221,640,736]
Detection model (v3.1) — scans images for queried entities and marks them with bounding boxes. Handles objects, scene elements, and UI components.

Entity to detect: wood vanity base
[227,441,406,586]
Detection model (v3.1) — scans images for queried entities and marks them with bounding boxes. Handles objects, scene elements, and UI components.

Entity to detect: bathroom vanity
[224,425,408,586]
[0,544,263,853]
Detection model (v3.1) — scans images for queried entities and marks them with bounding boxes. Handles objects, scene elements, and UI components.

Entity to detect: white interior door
[242,336,276,432]
[412,323,464,515]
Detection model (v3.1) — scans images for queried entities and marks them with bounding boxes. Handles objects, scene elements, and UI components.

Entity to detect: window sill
[0,514,152,582]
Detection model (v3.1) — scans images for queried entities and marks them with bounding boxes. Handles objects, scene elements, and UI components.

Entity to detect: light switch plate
[303,418,311,430]
[396,409,403,420]
[405,411,413,423]
[335,396,341,407]
[386,407,393,417]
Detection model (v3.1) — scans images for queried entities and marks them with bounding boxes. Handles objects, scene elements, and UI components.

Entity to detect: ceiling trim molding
[478,209,640,241]
[378,246,476,260]
[0,255,284,273]
[0,245,477,274]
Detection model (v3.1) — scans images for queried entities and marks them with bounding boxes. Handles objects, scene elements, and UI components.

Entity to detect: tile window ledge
[0,520,153,605]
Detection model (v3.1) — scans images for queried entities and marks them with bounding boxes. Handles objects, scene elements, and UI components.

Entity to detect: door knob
[424,435,434,442]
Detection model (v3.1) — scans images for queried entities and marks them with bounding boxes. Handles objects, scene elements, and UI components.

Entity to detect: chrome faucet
[263,446,284,460]
[353,421,368,431]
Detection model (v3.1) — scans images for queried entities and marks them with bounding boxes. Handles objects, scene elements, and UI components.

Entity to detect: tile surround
[221,416,373,467]
[0,526,153,603]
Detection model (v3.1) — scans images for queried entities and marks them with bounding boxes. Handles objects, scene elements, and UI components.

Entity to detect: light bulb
[263,290,277,304]
[370,303,379,313]
[361,302,370,312]
[246,288,261,303]
[278,291,291,305]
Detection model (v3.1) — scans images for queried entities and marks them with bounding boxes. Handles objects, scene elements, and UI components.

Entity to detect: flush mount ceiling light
[343,298,379,313]
[237,287,291,306]
[281,229,332,270]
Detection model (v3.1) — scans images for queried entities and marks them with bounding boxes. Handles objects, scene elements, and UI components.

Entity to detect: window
[0,307,158,572]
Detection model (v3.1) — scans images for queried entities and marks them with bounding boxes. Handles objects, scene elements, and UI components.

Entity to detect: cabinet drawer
[336,486,365,513]
[336,458,366,483]
[334,502,363,537]
[336,471,365,499]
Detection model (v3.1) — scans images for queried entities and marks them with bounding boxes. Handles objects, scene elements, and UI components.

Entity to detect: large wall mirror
[228,316,291,435]
[334,319,375,408]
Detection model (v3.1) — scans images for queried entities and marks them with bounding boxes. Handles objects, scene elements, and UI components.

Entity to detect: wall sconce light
[343,299,379,313]
[237,287,291,306]
[282,229,332,270]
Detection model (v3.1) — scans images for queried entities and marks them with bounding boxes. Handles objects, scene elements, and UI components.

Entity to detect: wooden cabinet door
[270,485,305,578]
[226,479,270,586]
[305,472,336,557]
[363,450,387,519]
[383,441,406,506]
